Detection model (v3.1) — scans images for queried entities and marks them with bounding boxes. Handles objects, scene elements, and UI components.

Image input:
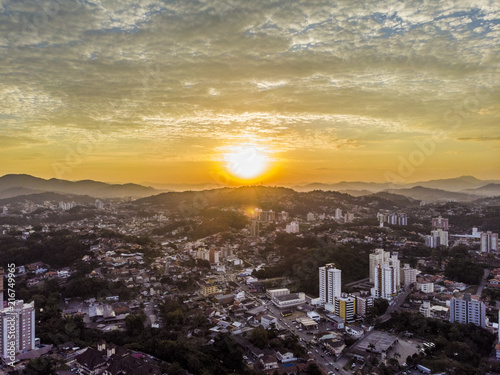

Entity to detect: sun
[224,145,269,180]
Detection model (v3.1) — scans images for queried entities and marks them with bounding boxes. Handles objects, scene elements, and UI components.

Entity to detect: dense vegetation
[379,312,497,374]
[253,242,371,295]
[0,229,90,268]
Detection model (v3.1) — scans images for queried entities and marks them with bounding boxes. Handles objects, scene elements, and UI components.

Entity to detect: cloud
[0,0,498,180]
[456,136,500,142]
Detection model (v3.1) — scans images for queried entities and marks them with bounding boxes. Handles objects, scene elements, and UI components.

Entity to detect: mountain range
[0,174,160,199]
[0,174,499,203]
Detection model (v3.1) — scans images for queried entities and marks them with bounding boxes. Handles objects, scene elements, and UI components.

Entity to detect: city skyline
[1,0,499,186]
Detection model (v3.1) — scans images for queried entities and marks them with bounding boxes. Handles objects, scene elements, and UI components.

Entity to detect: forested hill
[133,186,420,217]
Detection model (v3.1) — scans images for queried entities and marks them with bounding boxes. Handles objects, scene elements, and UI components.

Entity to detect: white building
[307,311,321,322]
[95,199,104,209]
[401,264,417,286]
[449,293,486,328]
[0,300,35,360]
[426,229,449,248]
[335,209,342,220]
[285,221,300,233]
[481,231,498,253]
[266,288,290,299]
[272,293,306,309]
[306,212,315,221]
[319,264,341,309]
[369,249,391,283]
[418,282,434,294]
[344,213,355,223]
[260,315,278,329]
[420,300,431,318]
[371,254,400,300]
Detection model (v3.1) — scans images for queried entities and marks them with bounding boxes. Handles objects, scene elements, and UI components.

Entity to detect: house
[275,348,297,363]
[260,355,279,370]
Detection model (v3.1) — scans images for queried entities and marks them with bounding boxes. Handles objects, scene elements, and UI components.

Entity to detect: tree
[22,357,56,375]
[249,325,269,349]
[125,312,146,336]
[305,363,322,375]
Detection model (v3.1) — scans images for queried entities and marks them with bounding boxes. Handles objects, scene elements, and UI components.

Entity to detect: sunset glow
[224,145,270,180]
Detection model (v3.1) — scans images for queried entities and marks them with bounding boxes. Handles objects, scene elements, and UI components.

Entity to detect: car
[328,372,334,374]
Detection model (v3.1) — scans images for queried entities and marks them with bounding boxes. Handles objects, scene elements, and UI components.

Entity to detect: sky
[0,0,499,187]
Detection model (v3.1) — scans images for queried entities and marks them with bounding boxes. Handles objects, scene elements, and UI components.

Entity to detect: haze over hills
[0,174,161,199]
[291,175,500,197]
[0,174,499,204]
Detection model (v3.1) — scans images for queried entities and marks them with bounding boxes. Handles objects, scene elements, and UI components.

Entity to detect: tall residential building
[285,221,299,234]
[371,254,400,300]
[209,248,221,264]
[449,293,486,328]
[432,216,449,230]
[387,213,398,225]
[335,209,343,220]
[335,295,356,322]
[426,229,449,248]
[401,264,417,286]
[355,293,374,317]
[307,212,315,222]
[258,210,275,222]
[398,214,408,226]
[369,249,391,283]
[481,231,499,253]
[250,220,260,237]
[344,213,355,223]
[95,199,104,209]
[0,300,35,359]
[319,264,341,308]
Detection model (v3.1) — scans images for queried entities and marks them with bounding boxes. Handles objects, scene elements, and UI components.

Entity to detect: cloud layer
[0,0,499,183]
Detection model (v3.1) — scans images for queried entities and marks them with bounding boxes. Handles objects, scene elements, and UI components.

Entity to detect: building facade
[449,294,486,328]
[0,300,35,360]
[319,264,341,308]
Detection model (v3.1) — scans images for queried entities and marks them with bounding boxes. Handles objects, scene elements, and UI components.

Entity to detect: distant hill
[0,192,96,205]
[406,175,495,192]
[465,183,500,197]
[385,186,478,202]
[0,174,160,199]
[292,176,500,193]
[0,186,42,199]
[293,181,395,193]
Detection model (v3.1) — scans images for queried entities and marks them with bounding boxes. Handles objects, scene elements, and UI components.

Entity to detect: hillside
[0,174,159,198]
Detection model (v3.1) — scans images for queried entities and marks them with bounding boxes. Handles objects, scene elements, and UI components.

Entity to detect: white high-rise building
[481,231,498,253]
[401,264,417,286]
[319,264,341,308]
[369,249,391,283]
[285,221,299,233]
[426,229,449,248]
[0,300,35,360]
[449,293,486,328]
[371,264,398,300]
[335,209,342,220]
[95,199,104,209]
[371,254,400,300]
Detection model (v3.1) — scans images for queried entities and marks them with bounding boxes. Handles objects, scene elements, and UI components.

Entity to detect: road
[236,280,412,374]
[236,279,348,374]
[381,286,412,323]
[476,268,490,297]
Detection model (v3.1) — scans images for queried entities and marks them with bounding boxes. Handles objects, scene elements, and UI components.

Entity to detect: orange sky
[0,1,499,186]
